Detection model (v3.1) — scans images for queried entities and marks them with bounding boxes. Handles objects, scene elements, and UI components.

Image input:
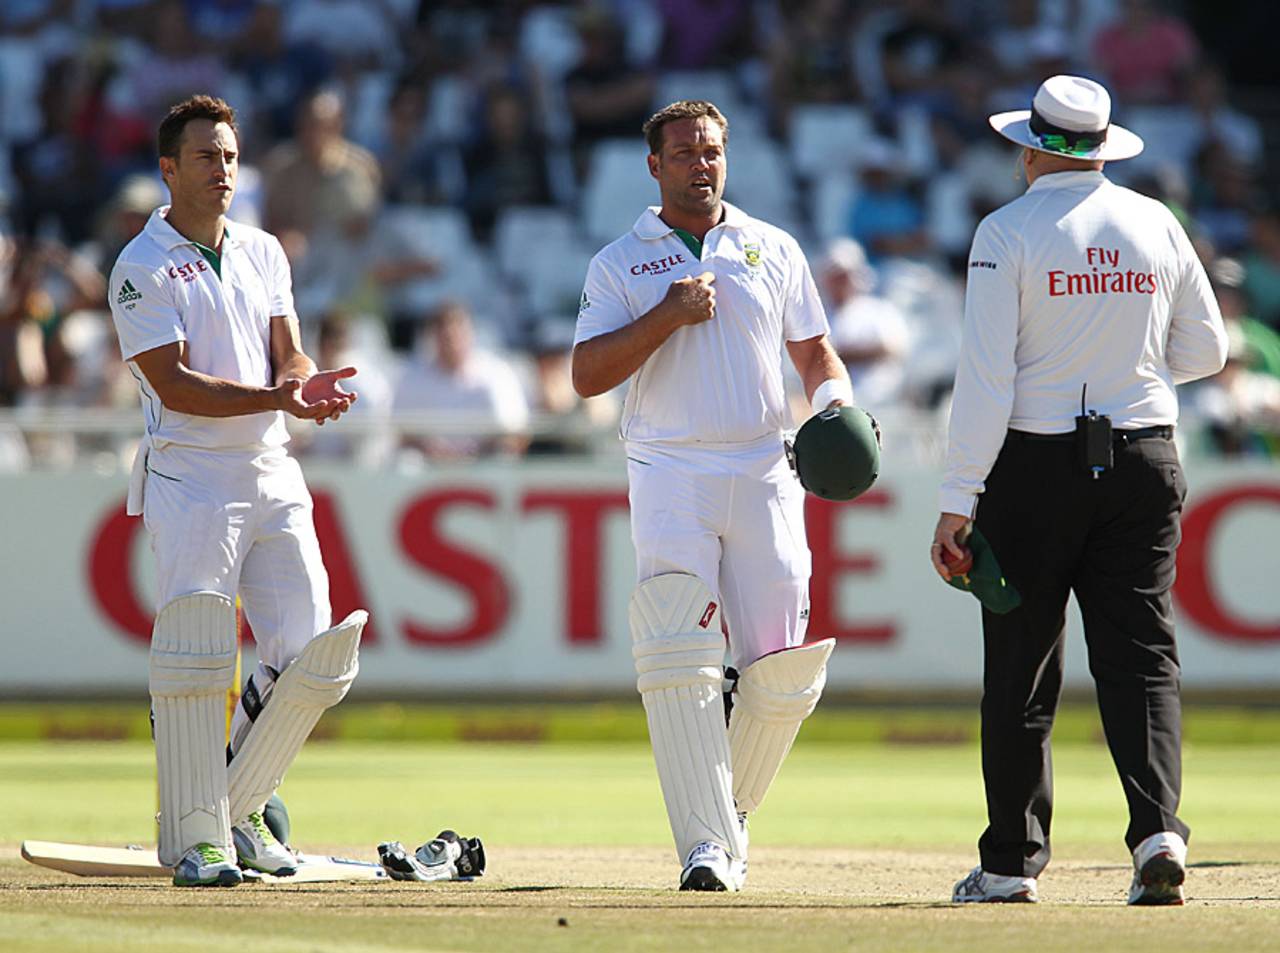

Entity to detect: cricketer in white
[107,95,365,887]
[572,101,849,891]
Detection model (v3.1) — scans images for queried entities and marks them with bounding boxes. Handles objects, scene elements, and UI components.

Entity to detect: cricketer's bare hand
[302,366,358,425]
[664,271,716,327]
[276,366,358,425]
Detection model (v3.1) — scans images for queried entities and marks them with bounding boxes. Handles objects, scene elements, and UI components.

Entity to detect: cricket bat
[20,841,389,882]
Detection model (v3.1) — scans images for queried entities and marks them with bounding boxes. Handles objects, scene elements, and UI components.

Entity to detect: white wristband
[811,378,854,412]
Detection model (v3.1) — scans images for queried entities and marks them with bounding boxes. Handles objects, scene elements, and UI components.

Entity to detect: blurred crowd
[1,0,1278,472]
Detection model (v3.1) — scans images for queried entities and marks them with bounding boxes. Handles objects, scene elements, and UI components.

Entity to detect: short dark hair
[642,100,728,155]
[158,95,237,160]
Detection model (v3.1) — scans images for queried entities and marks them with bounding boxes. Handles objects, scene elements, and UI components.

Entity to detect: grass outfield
[1,727,1278,952]
[6,700,1280,745]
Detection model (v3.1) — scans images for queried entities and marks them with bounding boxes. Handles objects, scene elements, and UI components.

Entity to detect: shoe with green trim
[233,811,297,876]
[172,843,243,887]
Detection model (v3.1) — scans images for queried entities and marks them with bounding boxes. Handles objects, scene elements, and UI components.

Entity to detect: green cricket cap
[945,525,1022,614]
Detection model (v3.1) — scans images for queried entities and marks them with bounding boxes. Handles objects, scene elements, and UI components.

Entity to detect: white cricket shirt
[575,203,828,445]
[109,207,294,452]
[940,170,1227,516]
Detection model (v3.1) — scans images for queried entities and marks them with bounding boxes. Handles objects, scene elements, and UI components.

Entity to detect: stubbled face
[161,119,237,216]
[648,116,727,218]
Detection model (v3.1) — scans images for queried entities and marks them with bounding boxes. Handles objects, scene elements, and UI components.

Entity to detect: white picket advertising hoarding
[2,459,1278,695]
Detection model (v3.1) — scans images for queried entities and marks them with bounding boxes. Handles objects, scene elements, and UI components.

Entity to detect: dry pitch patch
[2,845,1278,953]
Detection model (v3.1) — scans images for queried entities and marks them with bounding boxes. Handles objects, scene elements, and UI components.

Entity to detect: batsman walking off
[107,95,366,886]
[933,76,1228,905]
[572,101,856,890]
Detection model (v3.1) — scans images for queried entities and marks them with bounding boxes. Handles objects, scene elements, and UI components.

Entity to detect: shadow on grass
[498,885,563,893]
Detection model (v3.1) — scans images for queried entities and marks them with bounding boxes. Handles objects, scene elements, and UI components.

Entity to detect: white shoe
[952,865,1038,903]
[172,843,243,887]
[233,811,297,876]
[679,840,746,892]
[1128,832,1186,906]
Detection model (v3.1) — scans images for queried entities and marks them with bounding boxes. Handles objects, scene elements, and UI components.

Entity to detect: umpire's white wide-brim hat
[988,75,1143,161]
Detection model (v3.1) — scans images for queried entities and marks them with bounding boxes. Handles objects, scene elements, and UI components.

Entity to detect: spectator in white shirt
[393,301,529,460]
[818,238,910,408]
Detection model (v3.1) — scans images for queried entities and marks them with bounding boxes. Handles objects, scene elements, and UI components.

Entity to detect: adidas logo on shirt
[116,279,143,305]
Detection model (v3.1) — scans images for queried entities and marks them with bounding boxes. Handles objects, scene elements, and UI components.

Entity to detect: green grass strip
[1,701,1279,745]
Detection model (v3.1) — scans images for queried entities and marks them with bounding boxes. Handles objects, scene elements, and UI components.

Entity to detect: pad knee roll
[634,633,725,694]
[631,573,725,702]
[149,592,237,697]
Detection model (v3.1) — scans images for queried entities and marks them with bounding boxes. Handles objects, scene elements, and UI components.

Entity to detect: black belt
[1007,425,1173,445]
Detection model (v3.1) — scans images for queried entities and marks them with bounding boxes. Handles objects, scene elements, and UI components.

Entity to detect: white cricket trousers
[626,434,811,670]
[142,443,331,681]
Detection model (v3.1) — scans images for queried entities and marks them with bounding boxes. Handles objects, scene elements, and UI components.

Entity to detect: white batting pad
[729,638,835,814]
[227,610,366,823]
[630,574,746,863]
[150,591,238,866]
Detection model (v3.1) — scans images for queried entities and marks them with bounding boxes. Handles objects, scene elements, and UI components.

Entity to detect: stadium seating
[581,139,659,244]
[788,104,874,180]
[493,206,579,287]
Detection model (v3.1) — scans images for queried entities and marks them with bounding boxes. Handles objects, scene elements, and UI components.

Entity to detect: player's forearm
[571,303,683,398]
[160,365,282,417]
[274,350,317,386]
[794,338,851,408]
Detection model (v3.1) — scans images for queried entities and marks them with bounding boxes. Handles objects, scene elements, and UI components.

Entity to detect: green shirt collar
[192,224,228,277]
[191,241,221,277]
[672,228,703,260]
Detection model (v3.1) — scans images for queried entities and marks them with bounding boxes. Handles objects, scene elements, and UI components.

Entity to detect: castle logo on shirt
[629,254,686,276]
[168,260,208,283]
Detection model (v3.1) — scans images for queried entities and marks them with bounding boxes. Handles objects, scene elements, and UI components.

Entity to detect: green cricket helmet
[791,405,880,501]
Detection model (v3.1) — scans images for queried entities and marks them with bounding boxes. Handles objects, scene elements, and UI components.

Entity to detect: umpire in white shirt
[932,76,1228,906]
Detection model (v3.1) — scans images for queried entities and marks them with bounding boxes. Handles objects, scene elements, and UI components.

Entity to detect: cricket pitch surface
[3,844,1278,953]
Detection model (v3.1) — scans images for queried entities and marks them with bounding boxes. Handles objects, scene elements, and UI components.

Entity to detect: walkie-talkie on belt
[1075,383,1112,479]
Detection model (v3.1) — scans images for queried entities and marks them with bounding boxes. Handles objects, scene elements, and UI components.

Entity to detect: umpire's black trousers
[973,428,1190,878]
